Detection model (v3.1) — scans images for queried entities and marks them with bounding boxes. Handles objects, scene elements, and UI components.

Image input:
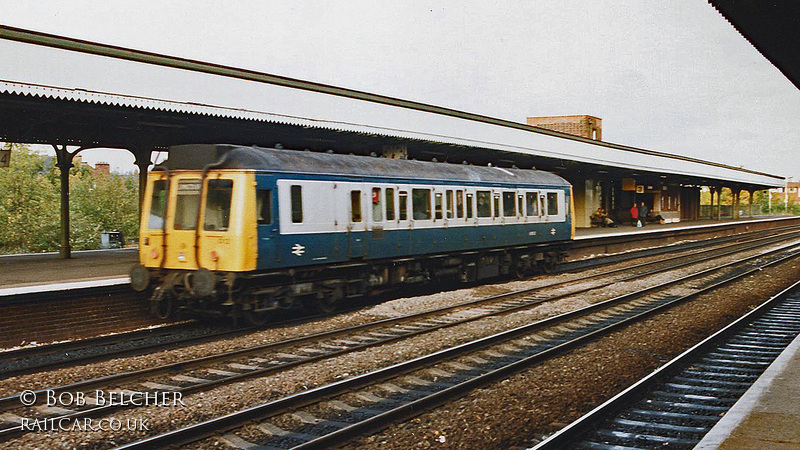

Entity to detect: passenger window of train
[351,190,362,222]
[446,190,454,219]
[547,192,559,216]
[412,189,431,220]
[256,189,272,225]
[372,188,383,222]
[476,191,491,218]
[386,188,395,221]
[174,180,201,230]
[204,179,234,231]
[148,180,167,230]
[434,193,443,220]
[526,192,538,216]
[493,194,500,218]
[291,185,303,223]
[503,192,515,217]
[399,191,408,220]
[466,193,474,218]
[456,190,464,218]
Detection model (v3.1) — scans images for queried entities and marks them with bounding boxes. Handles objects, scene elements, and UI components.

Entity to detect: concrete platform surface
[574,215,793,239]
[696,330,800,449]
[0,248,137,290]
[0,215,796,292]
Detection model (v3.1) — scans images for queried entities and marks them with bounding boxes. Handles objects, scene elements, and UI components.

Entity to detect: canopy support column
[131,147,154,208]
[709,187,717,219]
[53,144,82,259]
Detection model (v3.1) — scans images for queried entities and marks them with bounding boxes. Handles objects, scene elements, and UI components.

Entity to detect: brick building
[771,181,800,203]
[526,115,602,141]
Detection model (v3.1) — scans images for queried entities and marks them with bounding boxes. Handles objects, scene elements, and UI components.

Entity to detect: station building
[0,25,785,258]
[525,115,715,228]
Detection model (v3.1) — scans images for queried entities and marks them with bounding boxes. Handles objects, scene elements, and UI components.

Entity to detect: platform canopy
[709,1,800,91]
[0,25,784,191]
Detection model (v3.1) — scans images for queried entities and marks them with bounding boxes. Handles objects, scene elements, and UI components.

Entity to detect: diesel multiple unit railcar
[130,144,574,324]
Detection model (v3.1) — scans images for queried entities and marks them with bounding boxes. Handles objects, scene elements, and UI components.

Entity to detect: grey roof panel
[165,144,571,187]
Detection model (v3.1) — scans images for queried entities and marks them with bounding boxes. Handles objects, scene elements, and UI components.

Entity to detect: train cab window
[526,192,539,216]
[466,193,474,218]
[547,192,559,216]
[412,189,431,220]
[456,190,464,218]
[493,194,500,218]
[174,180,201,230]
[386,188,395,221]
[204,179,233,231]
[351,190,362,222]
[503,192,515,217]
[256,189,272,225]
[399,191,408,220]
[434,193,443,220]
[446,190,454,219]
[476,191,491,218]
[372,188,382,222]
[291,185,303,223]
[148,180,167,230]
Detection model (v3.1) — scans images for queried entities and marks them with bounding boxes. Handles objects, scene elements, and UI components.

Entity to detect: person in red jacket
[630,203,639,226]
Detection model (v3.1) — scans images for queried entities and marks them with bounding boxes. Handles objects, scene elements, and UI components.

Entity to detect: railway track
[0,322,242,379]
[107,235,800,449]
[5,225,799,380]
[0,227,797,447]
[533,280,800,450]
[0,232,787,446]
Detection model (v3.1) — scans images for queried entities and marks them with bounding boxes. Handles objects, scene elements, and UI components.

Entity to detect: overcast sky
[3,1,798,178]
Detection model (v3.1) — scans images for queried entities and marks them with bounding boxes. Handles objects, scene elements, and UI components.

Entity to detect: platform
[573,215,791,239]
[0,216,797,295]
[0,248,137,294]
[696,329,800,449]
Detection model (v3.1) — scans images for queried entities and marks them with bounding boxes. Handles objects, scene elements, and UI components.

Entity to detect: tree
[0,143,141,254]
[0,143,60,253]
[70,169,140,250]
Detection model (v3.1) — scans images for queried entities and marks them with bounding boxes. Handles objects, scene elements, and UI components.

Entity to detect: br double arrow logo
[291,243,306,256]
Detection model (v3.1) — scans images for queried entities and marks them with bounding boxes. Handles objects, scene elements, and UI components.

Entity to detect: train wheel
[314,286,343,314]
[243,309,269,326]
[513,257,528,280]
[242,293,272,326]
[151,292,172,320]
[541,252,558,273]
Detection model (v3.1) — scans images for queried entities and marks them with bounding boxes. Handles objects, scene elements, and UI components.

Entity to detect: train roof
[164,144,570,187]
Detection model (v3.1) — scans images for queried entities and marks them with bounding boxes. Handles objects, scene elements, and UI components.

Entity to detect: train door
[368,186,388,257]
[539,192,548,222]
[256,177,279,267]
[347,186,367,258]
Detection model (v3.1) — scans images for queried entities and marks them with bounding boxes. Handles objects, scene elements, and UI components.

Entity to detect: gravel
[350,260,800,449]
[6,242,799,449]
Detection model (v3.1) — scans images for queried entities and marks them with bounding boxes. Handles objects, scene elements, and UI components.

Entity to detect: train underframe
[134,244,568,326]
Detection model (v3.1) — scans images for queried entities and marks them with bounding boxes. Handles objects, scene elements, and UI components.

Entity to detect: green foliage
[0,143,141,254]
[752,190,800,215]
[0,143,60,253]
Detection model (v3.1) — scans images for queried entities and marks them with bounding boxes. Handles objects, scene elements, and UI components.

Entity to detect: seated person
[591,208,616,227]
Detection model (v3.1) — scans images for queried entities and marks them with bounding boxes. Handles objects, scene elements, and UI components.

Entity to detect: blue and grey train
[130,144,574,324]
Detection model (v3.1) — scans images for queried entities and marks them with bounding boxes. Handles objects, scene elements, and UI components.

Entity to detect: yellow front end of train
[136,170,258,276]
